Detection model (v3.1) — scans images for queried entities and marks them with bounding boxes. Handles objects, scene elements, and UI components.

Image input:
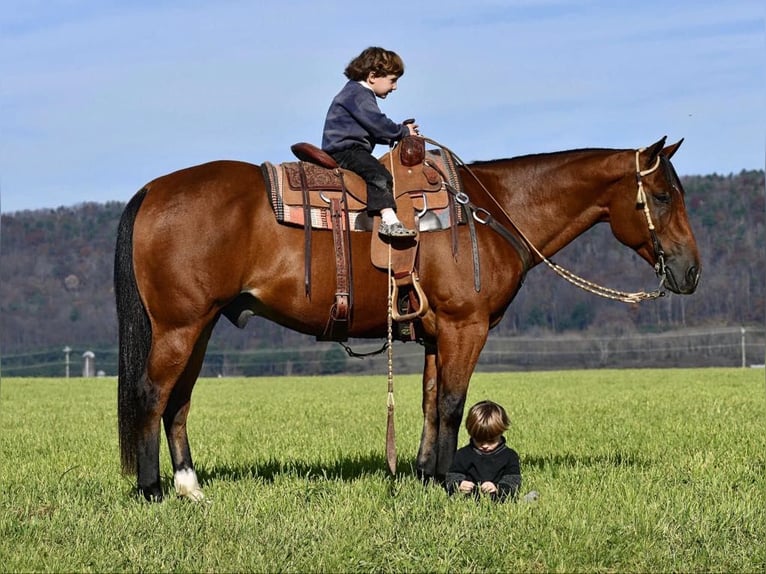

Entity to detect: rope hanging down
[385,242,396,475]
[384,147,397,476]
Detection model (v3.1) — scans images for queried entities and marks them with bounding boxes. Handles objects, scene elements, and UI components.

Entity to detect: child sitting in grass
[445,400,522,502]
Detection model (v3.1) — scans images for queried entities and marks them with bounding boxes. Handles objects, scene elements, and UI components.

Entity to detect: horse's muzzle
[664,260,700,295]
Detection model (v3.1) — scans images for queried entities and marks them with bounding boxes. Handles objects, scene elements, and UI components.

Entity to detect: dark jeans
[331,147,395,214]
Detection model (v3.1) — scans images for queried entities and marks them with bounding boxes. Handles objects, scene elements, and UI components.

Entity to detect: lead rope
[385,242,396,475]
[385,146,397,476]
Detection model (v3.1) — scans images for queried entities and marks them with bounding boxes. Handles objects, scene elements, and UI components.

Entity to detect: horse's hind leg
[162,322,216,502]
[163,391,203,501]
[136,323,208,501]
[135,399,164,501]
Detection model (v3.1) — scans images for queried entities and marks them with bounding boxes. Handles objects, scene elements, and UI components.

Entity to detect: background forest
[1,170,764,376]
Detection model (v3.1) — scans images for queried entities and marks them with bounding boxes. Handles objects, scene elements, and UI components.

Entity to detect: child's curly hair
[344,47,405,81]
[465,400,510,442]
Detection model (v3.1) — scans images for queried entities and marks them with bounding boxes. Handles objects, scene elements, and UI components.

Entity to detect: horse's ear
[644,136,668,165]
[662,138,684,159]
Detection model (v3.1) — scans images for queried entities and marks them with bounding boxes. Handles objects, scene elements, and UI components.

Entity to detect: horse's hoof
[174,468,205,501]
[416,470,443,486]
[139,487,163,503]
[183,488,206,503]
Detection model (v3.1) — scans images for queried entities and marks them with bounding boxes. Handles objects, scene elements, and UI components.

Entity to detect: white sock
[381,208,399,225]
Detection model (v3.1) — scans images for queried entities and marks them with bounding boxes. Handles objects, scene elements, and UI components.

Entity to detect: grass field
[1,368,764,572]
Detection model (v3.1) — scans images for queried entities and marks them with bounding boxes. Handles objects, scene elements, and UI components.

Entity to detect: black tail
[115,187,151,475]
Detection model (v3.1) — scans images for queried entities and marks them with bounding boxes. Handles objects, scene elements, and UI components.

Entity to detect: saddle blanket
[261,149,464,232]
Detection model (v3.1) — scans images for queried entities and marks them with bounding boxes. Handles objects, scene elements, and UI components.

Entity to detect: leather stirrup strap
[322,197,350,340]
[466,205,481,292]
[298,162,312,297]
[449,191,460,258]
[339,171,354,312]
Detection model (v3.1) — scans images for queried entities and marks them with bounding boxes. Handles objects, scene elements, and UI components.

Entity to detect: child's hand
[403,118,420,136]
[458,480,475,493]
[479,481,498,494]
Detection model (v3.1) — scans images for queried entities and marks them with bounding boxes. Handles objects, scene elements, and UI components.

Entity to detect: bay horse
[115,136,700,501]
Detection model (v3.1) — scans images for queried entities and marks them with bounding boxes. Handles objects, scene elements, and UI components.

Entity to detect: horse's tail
[114,187,151,475]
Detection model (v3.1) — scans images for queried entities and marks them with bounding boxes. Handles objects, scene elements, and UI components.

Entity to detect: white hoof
[174,468,205,502]
[184,488,206,503]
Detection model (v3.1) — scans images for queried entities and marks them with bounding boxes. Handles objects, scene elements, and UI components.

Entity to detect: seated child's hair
[344,47,405,81]
[465,400,510,442]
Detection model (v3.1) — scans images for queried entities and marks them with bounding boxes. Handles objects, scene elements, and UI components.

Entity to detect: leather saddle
[278,137,450,230]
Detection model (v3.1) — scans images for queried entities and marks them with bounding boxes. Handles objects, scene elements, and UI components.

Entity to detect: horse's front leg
[432,320,489,481]
[416,343,438,481]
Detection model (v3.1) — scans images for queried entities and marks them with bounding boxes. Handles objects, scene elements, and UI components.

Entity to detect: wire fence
[2,326,763,378]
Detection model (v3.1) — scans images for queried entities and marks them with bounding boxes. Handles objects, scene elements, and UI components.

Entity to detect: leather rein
[422,137,668,303]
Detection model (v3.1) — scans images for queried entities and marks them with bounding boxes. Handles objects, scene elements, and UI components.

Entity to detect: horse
[115,136,700,501]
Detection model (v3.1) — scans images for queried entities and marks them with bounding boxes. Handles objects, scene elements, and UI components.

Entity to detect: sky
[1,0,763,213]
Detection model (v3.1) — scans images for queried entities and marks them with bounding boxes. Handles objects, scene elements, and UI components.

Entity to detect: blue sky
[1,0,763,213]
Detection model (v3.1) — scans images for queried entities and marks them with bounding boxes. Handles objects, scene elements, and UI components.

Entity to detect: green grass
[1,369,764,572]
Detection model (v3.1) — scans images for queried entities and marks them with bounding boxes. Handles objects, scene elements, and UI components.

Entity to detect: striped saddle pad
[261,149,465,232]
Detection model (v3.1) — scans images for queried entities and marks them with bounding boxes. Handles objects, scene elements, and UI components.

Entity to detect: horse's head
[609,137,701,295]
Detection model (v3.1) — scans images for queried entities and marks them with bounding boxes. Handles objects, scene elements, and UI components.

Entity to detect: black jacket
[445,437,522,502]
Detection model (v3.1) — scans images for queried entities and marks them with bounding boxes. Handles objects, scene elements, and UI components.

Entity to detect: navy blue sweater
[445,437,522,502]
[322,80,409,154]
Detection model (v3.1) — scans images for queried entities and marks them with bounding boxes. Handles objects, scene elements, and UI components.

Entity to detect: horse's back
[137,158,268,223]
[143,159,263,203]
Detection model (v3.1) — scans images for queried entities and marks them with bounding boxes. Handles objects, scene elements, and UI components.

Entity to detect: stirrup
[379,221,417,238]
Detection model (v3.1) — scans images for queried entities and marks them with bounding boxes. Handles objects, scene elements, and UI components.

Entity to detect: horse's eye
[654,190,672,204]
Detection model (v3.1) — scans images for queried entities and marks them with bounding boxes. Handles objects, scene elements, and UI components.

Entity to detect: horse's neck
[477,151,625,259]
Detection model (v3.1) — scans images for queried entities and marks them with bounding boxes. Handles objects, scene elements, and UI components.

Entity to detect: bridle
[634,147,668,292]
[424,137,669,303]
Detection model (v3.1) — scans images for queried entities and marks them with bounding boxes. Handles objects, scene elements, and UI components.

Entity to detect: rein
[422,137,667,303]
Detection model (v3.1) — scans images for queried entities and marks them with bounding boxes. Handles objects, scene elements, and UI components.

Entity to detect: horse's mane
[467,147,619,167]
